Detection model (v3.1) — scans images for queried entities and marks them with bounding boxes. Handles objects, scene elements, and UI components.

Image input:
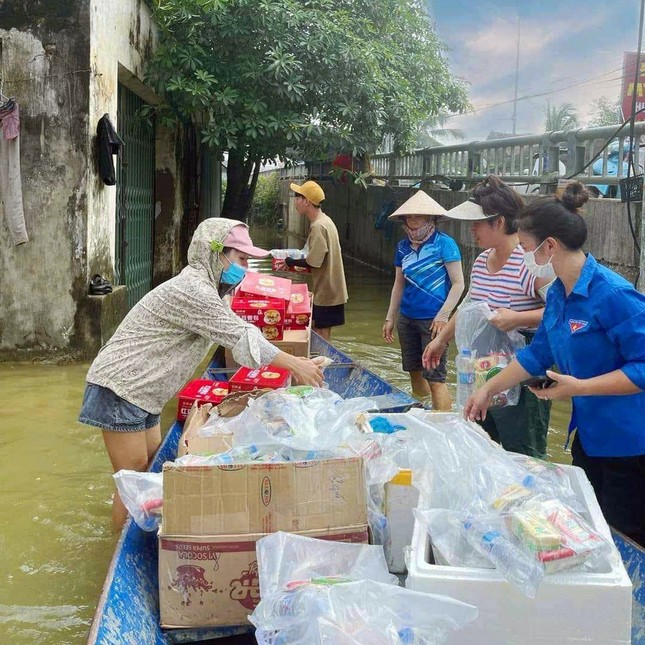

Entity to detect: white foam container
[405,464,633,644]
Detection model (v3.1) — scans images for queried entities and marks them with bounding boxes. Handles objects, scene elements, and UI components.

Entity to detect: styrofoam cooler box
[405,464,633,644]
[385,469,419,574]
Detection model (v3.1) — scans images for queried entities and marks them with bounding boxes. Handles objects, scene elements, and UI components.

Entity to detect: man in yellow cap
[287,180,348,340]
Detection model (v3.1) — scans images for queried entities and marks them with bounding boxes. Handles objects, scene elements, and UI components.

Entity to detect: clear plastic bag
[248,388,378,451]
[455,301,525,407]
[250,532,478,645]
[113,470,163,532]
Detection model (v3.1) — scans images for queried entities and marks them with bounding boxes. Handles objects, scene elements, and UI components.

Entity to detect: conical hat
[443,199,492,221]
[388,190,447,220]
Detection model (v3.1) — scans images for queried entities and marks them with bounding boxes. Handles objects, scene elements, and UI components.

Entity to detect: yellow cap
[290,180,325,206]
[390,469,412,486]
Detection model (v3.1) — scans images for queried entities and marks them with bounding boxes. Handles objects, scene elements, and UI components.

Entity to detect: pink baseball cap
[223,224,269,258]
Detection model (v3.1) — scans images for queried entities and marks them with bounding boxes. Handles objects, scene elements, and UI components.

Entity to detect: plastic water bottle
[456,348,475,409]
[463,517,543,597]
[267,584,331,618]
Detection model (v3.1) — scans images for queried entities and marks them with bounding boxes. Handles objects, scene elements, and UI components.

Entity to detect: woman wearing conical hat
[383,190,465,410]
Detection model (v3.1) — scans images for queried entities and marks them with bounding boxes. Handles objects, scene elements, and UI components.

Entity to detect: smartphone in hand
[520,376,555,389]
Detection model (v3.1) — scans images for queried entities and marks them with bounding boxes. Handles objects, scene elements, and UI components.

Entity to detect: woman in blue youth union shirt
[465,182,645,546]
[383,190,464,410]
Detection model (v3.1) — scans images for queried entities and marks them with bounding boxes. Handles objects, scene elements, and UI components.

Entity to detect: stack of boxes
[158,456,368,628]
[226,272,313,365]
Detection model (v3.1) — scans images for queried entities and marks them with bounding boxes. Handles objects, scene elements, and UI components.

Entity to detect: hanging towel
[97,114,124,186]
[0,102,28,245]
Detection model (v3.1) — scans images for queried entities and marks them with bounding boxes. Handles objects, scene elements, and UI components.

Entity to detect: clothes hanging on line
[96,113,124,186]
[0,100,28,245]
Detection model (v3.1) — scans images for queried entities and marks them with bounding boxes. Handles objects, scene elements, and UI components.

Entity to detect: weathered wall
[0,0,183,359]
[0,1,91,354]
[280,180,641,285]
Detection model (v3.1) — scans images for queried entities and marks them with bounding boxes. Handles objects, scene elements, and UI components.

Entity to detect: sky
[429,0,642,141]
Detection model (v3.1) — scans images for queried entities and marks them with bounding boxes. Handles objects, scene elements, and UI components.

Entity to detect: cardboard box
[158,525,368,628]
[162,457,367,536]
[177,403,234,457]
[159,456,368,628]
[284,284,312,330]
[224,323,311,369]
[177,379,230,421]
[271,257,311,274]
[237,272,292,302]
[231,296,285,340]
[405,464,633,644]
[228,365,291,392]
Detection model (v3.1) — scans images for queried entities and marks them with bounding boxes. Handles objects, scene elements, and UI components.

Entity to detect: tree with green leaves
[544,101,579,132]
[587,96,622,127]
[147,0,468,220]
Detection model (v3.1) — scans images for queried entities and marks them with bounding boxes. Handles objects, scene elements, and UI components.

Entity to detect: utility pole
[511,11,520,135]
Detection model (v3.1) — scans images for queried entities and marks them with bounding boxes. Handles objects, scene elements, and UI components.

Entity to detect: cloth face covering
[403,221,435,244]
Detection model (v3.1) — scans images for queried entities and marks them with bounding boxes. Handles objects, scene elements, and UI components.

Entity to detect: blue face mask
[221,257,247,285]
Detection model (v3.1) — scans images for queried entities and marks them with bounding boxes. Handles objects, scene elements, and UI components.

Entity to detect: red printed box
[237,272,292,302]
[176,379,230,421]
[271,257,311,274]
[231,296,285,341]
[285,283,312,330]
[229,365,291,392]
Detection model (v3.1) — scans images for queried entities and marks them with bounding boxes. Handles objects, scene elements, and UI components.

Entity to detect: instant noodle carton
[158,457,368,627]
[228,365,291,392]
[230,296,285,341]
[237,272,292,302]
[176,379,230,421]
[284,283,311,330]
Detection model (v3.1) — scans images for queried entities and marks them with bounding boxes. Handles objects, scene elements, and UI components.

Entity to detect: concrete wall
[0,1,92,354]
[0,0,183,359]
[280,180,641,285]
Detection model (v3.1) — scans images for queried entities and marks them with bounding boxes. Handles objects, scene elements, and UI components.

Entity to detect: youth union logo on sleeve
[568,319,589,333]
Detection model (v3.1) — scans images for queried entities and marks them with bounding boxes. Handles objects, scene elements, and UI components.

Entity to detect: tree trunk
[221,149,260,221]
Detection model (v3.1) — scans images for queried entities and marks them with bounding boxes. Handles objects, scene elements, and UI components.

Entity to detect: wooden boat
[87,332,420,644]
[87,333,644,644]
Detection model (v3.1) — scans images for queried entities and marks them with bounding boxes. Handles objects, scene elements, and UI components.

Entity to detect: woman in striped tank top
[422,176,553,457]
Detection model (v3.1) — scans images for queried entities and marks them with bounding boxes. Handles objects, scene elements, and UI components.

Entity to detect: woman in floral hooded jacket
[79,218,323,528]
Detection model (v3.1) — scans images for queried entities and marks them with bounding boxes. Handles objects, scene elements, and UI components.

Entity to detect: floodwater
[0,226,571,644]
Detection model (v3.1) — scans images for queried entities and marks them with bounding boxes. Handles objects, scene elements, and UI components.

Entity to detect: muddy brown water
[0,226,571,644]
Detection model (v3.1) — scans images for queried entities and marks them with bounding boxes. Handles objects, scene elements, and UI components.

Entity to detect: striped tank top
[470,246,543,312]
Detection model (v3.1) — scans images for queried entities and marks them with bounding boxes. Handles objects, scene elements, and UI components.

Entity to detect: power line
[464,68,627,115]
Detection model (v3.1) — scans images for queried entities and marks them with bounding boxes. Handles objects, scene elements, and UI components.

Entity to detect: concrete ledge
[78,285,129,358]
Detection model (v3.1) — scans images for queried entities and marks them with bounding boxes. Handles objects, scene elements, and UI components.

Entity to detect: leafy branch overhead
[147,0,469,160]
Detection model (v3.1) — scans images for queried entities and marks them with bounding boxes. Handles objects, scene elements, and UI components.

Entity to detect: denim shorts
[78,383,160,432]
[397,314,448,382]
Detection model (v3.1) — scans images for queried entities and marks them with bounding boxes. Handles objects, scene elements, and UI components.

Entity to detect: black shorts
[396,313,447,382]
[312,303,345,329]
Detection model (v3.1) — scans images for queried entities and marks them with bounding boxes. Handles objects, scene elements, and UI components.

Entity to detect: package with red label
[238,272,292,302]
[284,283,312,330]
[229,365,291,392]
[231,296,285,340]
[176,379,230,421]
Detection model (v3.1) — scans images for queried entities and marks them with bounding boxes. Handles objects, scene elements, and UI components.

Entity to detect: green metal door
[116,84,155,309]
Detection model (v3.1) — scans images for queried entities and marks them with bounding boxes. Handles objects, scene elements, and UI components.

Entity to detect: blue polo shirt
[395,231,461,320]
[516,254,645,457]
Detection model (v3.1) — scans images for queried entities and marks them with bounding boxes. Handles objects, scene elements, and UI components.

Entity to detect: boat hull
[87,333,418,643]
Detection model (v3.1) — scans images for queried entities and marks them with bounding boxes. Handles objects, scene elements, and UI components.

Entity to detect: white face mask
[523,239,556,279]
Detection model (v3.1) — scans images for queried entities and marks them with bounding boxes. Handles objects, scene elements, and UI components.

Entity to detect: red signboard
[621,52,645,122]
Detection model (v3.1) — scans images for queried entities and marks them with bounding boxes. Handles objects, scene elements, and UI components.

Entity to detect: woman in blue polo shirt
[383,190,464,410]
[464,182,645,545]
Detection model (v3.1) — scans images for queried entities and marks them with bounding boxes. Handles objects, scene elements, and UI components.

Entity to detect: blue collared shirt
[395,231,461,320]
[516,254,645,457]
